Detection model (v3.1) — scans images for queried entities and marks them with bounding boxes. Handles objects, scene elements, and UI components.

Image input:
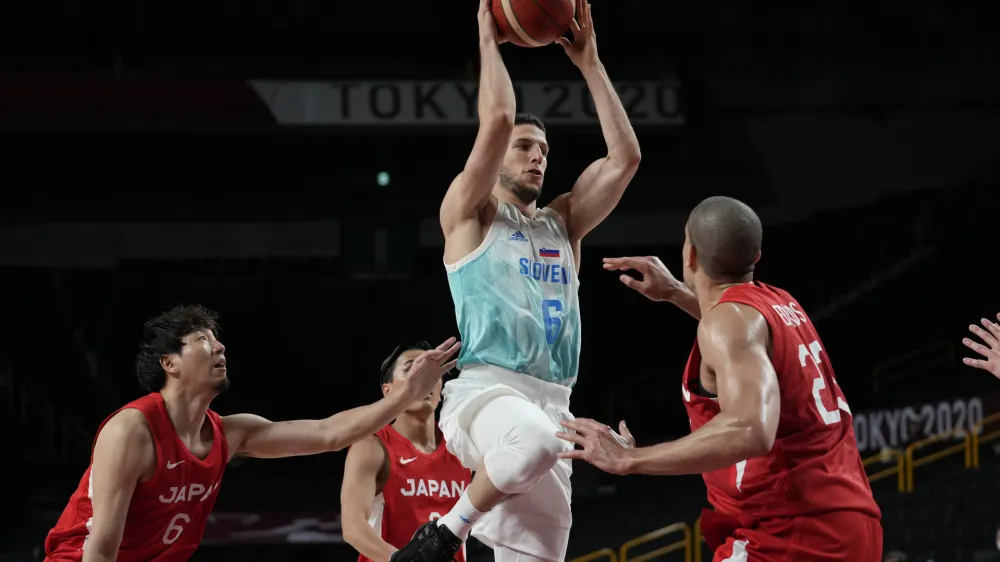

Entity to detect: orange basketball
[492,0,576,48]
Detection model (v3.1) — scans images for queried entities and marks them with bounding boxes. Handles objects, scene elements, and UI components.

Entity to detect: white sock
[436,491,485,541]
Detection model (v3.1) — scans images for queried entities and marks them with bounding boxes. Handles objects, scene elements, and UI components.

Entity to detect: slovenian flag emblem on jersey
[539,247,560,258]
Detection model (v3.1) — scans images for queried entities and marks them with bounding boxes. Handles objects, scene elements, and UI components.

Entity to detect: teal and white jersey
[445,201,581,387]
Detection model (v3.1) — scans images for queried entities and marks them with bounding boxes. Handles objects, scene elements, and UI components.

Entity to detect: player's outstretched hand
[557,418,635,475]
[963,313,1000,378]
[554,0,597,68]
[399,337,462,400]
[603,255,683,302]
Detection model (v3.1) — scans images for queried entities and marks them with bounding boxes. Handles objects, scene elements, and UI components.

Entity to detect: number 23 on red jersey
[732,339,852,492]
[800,339,851,424]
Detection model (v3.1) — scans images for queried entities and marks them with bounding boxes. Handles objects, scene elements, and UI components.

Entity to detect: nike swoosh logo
[400,457,417,465]
[166,460,185,469]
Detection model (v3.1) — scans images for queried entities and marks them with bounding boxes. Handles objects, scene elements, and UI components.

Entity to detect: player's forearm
[477,41,516,121]
[622,413,771,475]
[343,520,399,562]
[669,285,701,320]
[319,392,410,452]
[580,61,641,166]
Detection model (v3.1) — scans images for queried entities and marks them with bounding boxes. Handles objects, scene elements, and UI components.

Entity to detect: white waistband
[455,364,572,410]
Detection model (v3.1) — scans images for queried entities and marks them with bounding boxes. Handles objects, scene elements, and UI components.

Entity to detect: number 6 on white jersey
[799,340,851,425]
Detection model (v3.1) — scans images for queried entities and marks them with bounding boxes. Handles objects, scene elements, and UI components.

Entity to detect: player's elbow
[604,151,641,188]
[481,108,514,134]
[323,431,349,453]
[618,147,642,171]
[316,420,350,452]
[340,519,360,543]
[82,534,121,562]
[339,511,368,545]
[743,422,775,458]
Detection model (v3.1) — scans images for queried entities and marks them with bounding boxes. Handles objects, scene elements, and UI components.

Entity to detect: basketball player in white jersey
[963,312,1000,378]
[391,1,641,561]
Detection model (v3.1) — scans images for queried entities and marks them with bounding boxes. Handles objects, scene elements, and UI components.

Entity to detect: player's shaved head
[686,196,762,281]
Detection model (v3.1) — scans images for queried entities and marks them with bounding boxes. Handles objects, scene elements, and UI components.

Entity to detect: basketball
[492,0,576,48]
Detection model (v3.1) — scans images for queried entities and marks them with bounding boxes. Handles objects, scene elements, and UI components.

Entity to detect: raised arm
[341,436,396,562]
[602,256,701,320]
[549,0,641,241]
[223,338,459,459]
[83,409,155,562]
[558,303,779,475]
[439,0,515,236]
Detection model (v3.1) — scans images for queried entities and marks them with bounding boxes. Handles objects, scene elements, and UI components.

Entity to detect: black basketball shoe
[389,521,462,562]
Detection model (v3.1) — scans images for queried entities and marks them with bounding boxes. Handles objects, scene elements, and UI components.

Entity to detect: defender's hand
[603,256,684,302]
[554,0,598,67]
[556,418,634,475]
[963,314,1000,378]
[612,420,636,448]
[397,337,461,401]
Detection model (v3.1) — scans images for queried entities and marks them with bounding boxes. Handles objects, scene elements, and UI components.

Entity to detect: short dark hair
[515,112,545,134]
[379,341,433,385]
[135,304,220,392]
[686,196,762,281]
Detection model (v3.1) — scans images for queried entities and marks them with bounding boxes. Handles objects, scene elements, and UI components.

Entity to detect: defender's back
[683,281,880,520]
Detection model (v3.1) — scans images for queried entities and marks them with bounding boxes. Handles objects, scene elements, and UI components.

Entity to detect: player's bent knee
[526,426,565,470]
[501,425,562,487]
[484,425,561,494]
[470,395,563,495]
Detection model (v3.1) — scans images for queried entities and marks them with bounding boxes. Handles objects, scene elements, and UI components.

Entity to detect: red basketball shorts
[708,510,883,562]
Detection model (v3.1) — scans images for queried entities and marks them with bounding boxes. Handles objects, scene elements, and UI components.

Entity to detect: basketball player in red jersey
[559,196,883,561]
[962,312,1000,378]
[341,342,472,562]
[44,305,460,562]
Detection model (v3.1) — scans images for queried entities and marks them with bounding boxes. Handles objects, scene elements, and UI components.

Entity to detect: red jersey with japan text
[682,282,880,521]
[45,393,228,561]
[358,424,472,562]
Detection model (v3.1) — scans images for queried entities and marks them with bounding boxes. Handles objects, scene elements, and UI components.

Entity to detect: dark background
[1,0,999,560]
